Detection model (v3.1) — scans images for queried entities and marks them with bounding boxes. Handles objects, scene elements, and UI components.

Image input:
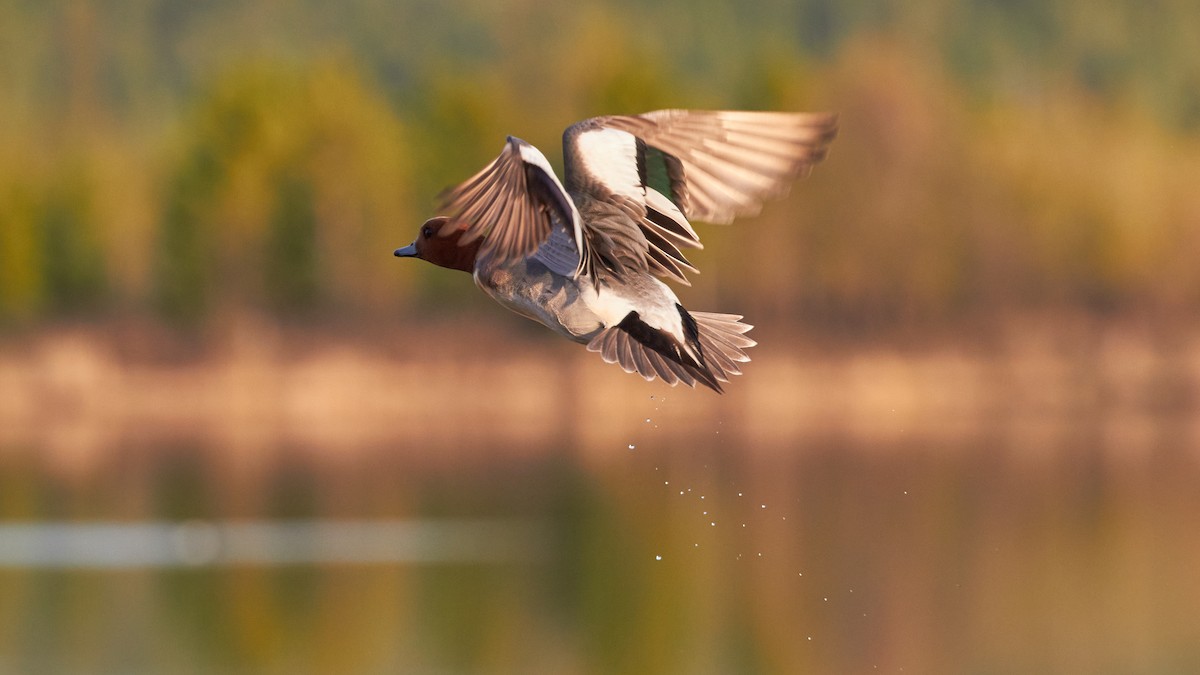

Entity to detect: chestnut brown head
[393,216,481,273]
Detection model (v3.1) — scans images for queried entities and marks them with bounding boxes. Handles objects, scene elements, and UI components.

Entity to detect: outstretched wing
[563,109,838,284]
[438,136,593,278]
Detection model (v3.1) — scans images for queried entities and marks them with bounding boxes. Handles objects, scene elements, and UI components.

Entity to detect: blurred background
[2,0,1200,672]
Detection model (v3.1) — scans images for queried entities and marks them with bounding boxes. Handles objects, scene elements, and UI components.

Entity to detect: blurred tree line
[1,0,1198,331]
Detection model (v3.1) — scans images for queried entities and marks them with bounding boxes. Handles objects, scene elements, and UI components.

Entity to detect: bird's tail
[586,309,756,393]
[688,311,756,392]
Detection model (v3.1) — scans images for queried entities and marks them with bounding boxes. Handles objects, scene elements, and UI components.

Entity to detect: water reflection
[2,430,1198,673]
[0,519,549,568]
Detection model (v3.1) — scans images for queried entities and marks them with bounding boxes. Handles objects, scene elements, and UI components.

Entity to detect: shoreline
[3,317,1198,475]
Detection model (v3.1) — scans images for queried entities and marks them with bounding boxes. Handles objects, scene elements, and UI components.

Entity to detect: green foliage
[0,185,43,322]
[150,59,415,323]
[266,173,320,314]
[0,167,110,322]
[1,0,1199,330]
[156,145,222,324]
[40,175,108,313]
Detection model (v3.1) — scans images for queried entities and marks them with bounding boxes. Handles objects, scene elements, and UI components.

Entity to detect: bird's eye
[422,227,433,239]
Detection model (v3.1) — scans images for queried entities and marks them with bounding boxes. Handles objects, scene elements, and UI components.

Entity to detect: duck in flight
[395,109,837,392]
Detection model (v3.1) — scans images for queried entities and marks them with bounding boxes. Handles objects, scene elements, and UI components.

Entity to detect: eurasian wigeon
[395,109,837,392]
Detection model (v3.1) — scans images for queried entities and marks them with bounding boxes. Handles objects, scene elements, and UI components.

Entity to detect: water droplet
[645,418,651,423]
[761,504,767,509]
[710,522,716,526]
[628,444,635,450]
[655,555,662,561]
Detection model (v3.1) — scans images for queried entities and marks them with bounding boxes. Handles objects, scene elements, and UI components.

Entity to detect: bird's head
[394,216,480,273]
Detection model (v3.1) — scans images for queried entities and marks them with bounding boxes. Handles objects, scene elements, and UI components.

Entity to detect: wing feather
[439,110,835,287]
[439,137,590,277]
[599,109,838,225]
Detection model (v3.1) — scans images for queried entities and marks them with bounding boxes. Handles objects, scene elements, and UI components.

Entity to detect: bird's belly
[476,263,603,343]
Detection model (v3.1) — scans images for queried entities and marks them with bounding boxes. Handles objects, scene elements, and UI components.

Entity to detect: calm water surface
[2,417,1198,674]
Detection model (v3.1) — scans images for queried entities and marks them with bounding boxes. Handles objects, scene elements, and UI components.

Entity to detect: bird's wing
[563,109,838,284]
[438,136,593,278]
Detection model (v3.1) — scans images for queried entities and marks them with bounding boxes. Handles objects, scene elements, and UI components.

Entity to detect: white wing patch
[574,128,643,201]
